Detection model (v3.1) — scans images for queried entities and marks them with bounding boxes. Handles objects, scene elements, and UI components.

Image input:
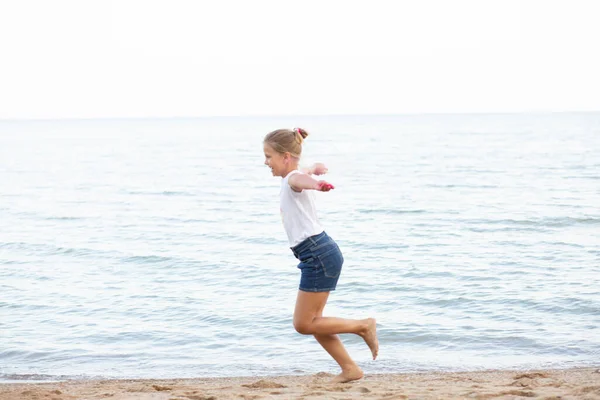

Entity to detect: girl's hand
[311,163,328,176]
[315,180,335,192]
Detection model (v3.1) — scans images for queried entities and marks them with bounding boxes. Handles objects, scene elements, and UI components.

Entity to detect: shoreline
[2,367,599,399]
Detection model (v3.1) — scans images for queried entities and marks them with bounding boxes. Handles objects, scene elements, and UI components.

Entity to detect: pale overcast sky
[0,0,599,119]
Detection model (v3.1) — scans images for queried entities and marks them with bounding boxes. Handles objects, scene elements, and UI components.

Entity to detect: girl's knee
[293,320,313,335]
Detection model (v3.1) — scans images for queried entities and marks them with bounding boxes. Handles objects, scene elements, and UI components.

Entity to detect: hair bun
[294,127,309,141]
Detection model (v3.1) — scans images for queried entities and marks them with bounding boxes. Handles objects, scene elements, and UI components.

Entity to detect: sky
[0,0,599,120]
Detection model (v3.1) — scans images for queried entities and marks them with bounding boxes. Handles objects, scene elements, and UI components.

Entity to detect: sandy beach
[1,368,599,400]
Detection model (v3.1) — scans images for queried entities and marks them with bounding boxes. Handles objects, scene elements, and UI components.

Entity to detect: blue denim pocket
[318,244,344,278]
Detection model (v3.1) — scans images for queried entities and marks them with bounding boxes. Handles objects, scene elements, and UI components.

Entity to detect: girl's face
[263,143,288,177]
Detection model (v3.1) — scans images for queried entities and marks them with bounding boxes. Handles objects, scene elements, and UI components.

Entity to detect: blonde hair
[263,127,309,158]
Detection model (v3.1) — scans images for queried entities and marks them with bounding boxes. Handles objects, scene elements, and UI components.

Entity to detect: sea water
[1,113,599,381]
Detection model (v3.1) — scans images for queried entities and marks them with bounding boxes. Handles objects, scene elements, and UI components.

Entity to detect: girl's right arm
[289,173,335,192]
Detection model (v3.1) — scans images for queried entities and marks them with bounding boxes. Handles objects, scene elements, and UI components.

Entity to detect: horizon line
[1,110,599,123]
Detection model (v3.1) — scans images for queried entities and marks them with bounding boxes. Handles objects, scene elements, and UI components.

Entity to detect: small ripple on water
[357,208,428,215]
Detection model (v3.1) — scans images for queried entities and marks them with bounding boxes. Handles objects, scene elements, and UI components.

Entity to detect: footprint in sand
[310,372,334,384]
[380,393,407,399]
[500,389,537,398]
[179,395,217,400]
[303,391,326,396]
[327,386,349,392]
[512,372,555,389]
[314,372,334,378]
[469,390,536,399]
[241,379,287,389]
[153,385,173,391]
[512,377,538,388]
[578,385,600,395]
[514,372,549,380]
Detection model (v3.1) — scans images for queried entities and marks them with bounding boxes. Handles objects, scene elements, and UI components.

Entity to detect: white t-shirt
[280,170,324,247]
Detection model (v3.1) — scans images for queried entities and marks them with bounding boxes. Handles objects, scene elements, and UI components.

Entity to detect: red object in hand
[316,181,335,191]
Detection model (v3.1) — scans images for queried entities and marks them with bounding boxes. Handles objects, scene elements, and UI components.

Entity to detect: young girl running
[263,127,379,383]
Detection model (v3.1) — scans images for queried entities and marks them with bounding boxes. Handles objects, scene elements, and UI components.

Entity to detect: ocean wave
[0,242,119,258]
[0,373,82,382]
[357,208,427,215]
[467,216,600,228]
[120,255,176,264]
[121,190,195,197]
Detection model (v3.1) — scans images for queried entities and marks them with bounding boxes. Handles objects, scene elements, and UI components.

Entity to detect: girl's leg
[313,334,361,380]
[293,290,378,358]
[313,296,365,383]
[293,290,378,382]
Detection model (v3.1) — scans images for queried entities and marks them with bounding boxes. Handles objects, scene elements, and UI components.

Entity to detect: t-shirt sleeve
[285,170,305,191]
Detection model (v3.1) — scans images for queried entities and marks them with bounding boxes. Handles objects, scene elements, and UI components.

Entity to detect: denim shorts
[291,231,344,292]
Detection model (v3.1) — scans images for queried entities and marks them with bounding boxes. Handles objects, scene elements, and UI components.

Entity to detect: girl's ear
[283,152,291,163]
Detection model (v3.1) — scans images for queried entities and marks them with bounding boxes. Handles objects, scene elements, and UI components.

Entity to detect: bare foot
[359,318,379,360]
[331,366,364,383]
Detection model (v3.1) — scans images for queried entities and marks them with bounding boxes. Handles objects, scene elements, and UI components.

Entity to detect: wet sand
[1,368,599,400]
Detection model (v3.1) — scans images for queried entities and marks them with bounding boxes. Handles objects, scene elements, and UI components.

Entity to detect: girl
[263,127,379,383]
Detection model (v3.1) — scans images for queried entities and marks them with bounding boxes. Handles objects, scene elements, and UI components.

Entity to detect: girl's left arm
[302,162,328,176]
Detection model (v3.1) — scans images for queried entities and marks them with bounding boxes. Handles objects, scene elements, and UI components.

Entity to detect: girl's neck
[282,164,299,178]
